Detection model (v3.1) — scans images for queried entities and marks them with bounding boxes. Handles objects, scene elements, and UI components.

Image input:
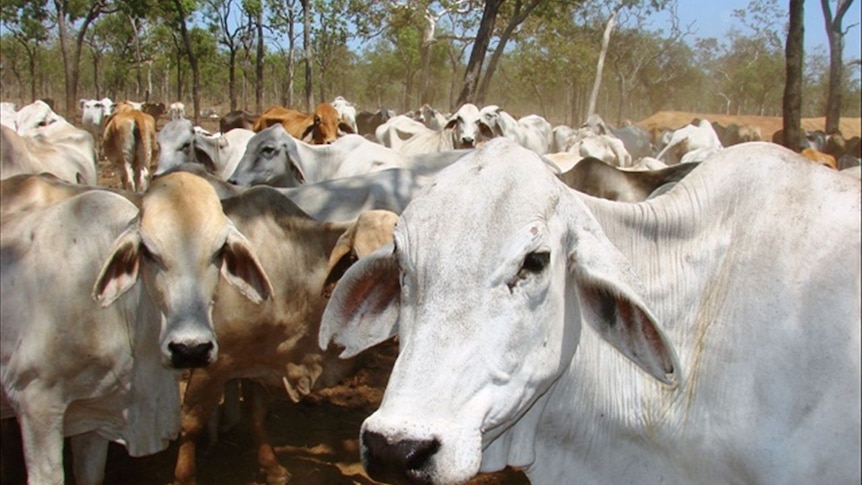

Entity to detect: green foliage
[0,0,857,124]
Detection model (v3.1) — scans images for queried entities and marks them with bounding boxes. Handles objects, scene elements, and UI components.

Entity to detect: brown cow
[252,103,354,144]
[800,147,837,170]
[103,107,157,192]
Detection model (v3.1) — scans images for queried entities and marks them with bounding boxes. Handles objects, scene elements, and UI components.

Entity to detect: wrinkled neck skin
[481,175,735,483]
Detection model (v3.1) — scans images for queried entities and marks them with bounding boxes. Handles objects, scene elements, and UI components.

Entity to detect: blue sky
[659,0,862,60]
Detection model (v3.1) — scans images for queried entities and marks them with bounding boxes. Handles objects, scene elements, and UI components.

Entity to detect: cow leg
[173,369,229,485]
[16,393,65,485]
[248,381,290,485]
[122,161,135,191]
[70,431,108,485]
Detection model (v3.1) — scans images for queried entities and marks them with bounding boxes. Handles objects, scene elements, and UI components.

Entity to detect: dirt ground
[1,340,530,485]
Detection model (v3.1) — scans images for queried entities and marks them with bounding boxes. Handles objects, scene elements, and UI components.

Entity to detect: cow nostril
[362,430,440,485]
[168,341,214,368]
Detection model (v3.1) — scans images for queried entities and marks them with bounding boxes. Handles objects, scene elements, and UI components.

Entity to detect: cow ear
[319,243,400,358]
[300,123,315,142]
[565,209,680,387]
[93,225,143,307]
[338,121,354,134]
[220,224,273,304]
[444,116,459,130]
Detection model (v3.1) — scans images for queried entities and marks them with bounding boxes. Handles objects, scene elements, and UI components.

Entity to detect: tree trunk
[419,14,436,104]
[455,0,504,107]
[54,0,102,116]
[781,0,804,151]
[229,48,237,111]
[256,5,264,113]
[476,0,541,105]
[174,0,200,125]
[26,45,37,102]
[820,0,853,134]
[301,0,313,112]
[587,6,619,119]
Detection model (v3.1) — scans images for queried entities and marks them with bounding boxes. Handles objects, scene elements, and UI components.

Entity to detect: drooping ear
[319,243,401,358]
[282,138,307,185]
[444,116,459,131]
[338,121,355,135]
[93,224,143,307]
[220,224,273,304]
[300,122,315,142]
[566,208,680,387]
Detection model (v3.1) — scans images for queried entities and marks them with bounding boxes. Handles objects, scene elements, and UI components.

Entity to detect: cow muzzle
[167,340,216,368]
[362,430,440,485]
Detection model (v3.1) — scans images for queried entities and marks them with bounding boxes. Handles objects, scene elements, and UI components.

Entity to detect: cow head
[303,103,352,144]
[93,172,273,368]
[231,124,306,187]
[443,103,481,149]
[320,139,679,484]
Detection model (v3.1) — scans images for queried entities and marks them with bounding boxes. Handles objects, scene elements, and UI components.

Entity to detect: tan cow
[252,103,354,144]
[171,189,397,485]
[103,107,157,192]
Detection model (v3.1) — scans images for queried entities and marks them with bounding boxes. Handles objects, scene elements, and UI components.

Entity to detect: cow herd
[0,96,860,485]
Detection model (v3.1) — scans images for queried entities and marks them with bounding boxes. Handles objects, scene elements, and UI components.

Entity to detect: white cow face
[231,124,306,187]
[444,103,481,149]
[320,139,678,485]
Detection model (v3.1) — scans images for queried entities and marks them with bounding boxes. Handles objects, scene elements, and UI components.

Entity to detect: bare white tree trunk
[587,7,619,119]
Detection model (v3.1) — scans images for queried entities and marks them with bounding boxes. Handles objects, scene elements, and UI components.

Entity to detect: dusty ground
[635,111,862,140]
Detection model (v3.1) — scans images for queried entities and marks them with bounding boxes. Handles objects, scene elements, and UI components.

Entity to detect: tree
[301,0,313,110]
[268,0,300,108]
[203,0,251,112]
[820,0,856,133]
[0,1,51,103]
[475,0,544,105]
[170,0,201,124]
[455,0,503,106]
[51,0,117,116]
[782,0,804,151]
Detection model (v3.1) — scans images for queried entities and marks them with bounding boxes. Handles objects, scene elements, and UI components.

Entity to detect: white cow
[331,96,358,134]
[155,118,254,181]
[80,97,114,159]
[0,102,17,130]
[418,104,448,131]
[375,115,433,150]
[477,105,552,154]
[14,100,63,136]
[169,101,186,120]
[656,119,723,165]
[1,122,97,185]
[230,125,468,187]
[0,172,273,485]
[395,103,484,155]
[320,140,861,485]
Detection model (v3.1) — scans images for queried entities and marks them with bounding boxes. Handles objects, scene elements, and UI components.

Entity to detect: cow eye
[508,251,550,291]
[141,242,166,268]
[261,146,276,157]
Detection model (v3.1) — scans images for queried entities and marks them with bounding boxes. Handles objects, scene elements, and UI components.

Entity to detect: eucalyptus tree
[820,0,857,133]
[0,0,52,102]
[783,0,804,151]
[268,0,300,107]
[606,0,694,124]
[203,0,251,111]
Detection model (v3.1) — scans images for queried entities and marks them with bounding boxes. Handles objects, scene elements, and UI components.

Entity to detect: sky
[653,0,862,60]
